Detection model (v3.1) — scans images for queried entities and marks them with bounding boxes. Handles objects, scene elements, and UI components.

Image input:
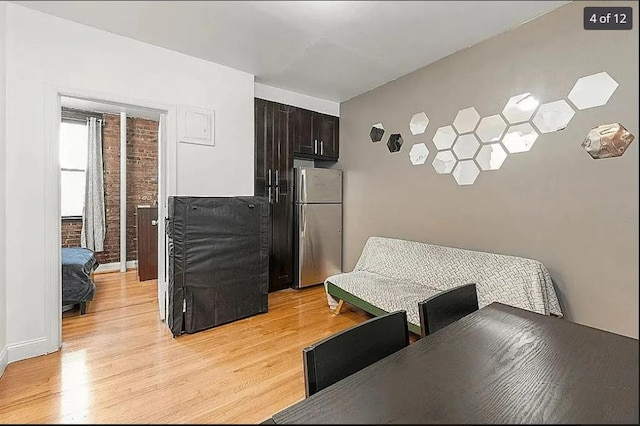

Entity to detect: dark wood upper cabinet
[318,114,339,159]
[292,108,315,156]
[291,108,339,160]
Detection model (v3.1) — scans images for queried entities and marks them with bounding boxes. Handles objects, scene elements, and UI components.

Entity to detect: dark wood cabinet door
[318,114,338,158]
[137,206,158,281]
[254,99,269,198]
[293,108,316,156]
[269,104,293,292]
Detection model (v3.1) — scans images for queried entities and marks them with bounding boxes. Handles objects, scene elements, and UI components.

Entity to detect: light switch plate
[177,105,215,146]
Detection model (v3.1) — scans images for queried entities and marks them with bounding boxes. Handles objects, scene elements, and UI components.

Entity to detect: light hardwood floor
[0,271,370,424]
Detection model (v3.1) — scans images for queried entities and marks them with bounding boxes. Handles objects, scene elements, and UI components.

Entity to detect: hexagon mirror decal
[532,100,575,134]
[453,107,480,134]
[475,143,507,171]
[370,123,385,143]
[387,134,403,153]
[452,134,480,160]
[453,160,480,185]
[502,93,539,124]
[433,125,457,150]
[582,123,635,159]
[409,143,429,165]
[432,150,457,174]
[409,112,429,135]
[476,115,507,143]
[568,72,619,110]
[503,123,539,153]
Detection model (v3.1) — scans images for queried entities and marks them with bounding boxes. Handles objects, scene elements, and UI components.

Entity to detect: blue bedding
[62,247,99,304]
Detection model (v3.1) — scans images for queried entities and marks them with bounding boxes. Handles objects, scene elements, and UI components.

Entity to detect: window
[60,121,88,218]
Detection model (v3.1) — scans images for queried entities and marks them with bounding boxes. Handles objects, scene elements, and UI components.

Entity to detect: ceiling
[16,1,569,102]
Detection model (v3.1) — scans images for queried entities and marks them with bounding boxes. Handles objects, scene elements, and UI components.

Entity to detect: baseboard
[0,346,8,377]
[95,260,137,274]
[7,337,50,363]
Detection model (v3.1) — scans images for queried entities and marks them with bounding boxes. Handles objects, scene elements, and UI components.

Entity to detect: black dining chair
[419,283,479,338]
[302,310,410,397]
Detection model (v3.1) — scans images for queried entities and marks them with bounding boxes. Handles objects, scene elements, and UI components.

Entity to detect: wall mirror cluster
[369,71,626,186]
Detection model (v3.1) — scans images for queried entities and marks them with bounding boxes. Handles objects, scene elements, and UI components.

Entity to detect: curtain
[81,117,106,252]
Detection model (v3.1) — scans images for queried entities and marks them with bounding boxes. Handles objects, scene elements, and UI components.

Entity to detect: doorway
[45,89,174,352]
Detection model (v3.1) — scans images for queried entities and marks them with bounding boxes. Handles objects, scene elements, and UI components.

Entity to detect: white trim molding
[7,337,49,363]
[0,346,8,377]
[95,260,138,274]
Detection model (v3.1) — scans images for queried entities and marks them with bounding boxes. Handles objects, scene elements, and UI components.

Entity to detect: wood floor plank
[0,271,370,424]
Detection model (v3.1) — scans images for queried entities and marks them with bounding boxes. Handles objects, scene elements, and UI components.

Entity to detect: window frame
[60,108,101,220]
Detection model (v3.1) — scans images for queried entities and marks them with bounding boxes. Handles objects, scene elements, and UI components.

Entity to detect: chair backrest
[419,283,479,338]
[303,311,410,397]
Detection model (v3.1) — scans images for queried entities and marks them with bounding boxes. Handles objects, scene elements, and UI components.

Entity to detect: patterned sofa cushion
[325,237,562,319]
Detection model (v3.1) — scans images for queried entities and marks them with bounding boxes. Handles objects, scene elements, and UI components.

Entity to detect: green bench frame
[326,281,422,335]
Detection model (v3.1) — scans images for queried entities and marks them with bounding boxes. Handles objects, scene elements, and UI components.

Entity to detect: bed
[62,247,99,315]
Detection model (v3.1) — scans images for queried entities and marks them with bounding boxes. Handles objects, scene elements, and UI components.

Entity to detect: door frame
[44,85,177,353]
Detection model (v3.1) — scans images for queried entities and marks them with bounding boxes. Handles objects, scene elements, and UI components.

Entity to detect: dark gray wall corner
[336,2,639,337]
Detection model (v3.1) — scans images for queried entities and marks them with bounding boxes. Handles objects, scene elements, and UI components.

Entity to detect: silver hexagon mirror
[502,93,539,124]
[453,107,480,134]
[409,143,430,165]
[409,112,429,135]
[452,134,480,160]
[370,123,385,143]
[387,134,403,153]
[453,160,480,186]
[532,100,575,134]
[432,150,457,174]
[568,72,619,110]
[475,143,508,171]
[582,123,635,159]
[433,125,457,150]
[476,114,507,143]
[502,123,539,153]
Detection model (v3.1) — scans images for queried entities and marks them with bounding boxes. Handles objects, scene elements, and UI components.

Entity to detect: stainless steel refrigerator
[293,167,343,288]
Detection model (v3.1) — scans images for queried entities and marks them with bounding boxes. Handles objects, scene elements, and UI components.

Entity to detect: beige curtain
[81,117,106,252]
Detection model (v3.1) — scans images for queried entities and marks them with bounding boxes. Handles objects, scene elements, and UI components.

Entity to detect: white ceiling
[16,1,569,102]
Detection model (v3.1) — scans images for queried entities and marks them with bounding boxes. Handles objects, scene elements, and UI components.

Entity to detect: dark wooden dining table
[267,302,639,424]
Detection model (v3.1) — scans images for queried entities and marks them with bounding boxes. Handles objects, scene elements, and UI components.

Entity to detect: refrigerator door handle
[314,139,318,154]
[320,141,324,156]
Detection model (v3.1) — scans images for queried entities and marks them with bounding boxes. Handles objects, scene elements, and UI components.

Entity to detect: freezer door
[298,203,342,288]
[295,168,343,204]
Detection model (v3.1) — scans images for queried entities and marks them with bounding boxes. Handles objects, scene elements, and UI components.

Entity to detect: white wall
[0,0,8,375]
[4,3,255,361]
[255,82,340,116]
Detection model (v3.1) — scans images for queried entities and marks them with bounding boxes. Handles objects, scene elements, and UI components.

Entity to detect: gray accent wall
[336,2,639,337]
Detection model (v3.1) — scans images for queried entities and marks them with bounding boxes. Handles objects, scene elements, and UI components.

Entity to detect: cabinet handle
[268,186,272,204]
[268,168,272,186]
[321,141,324,156]
[275,170,279,203]
[314,139,318,154]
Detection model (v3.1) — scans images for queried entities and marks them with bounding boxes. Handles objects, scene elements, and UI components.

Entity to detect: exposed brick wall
[61,220,82,248]
[126,117,159,261]
[61,114,158,265]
